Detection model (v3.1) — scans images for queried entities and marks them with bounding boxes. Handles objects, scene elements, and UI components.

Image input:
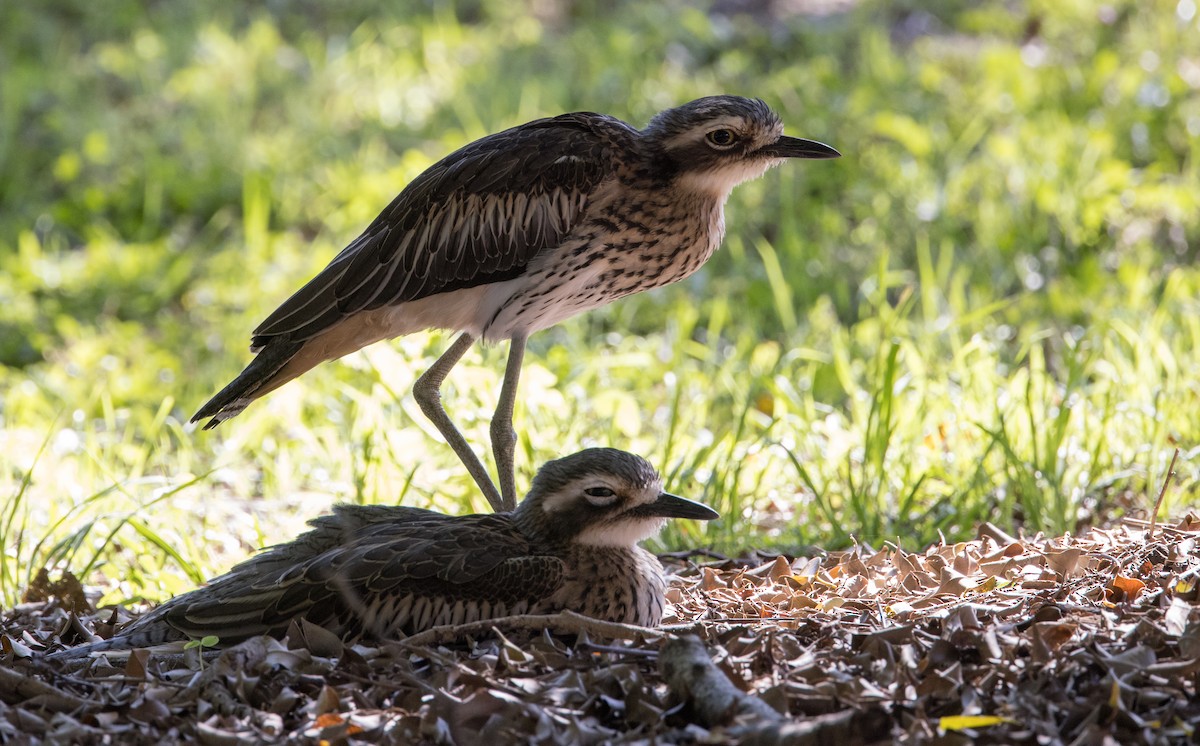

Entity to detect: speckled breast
[482,187,726,341]
[554,545,668,627]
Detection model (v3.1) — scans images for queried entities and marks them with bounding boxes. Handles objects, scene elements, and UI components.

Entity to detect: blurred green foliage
[2,0,1199,603]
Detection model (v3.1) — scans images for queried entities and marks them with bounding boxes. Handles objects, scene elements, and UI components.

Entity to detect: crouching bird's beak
[639,492,720,521]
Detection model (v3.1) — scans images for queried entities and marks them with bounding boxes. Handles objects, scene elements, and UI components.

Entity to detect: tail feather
[47,613,188,660]
[192,338,305,428]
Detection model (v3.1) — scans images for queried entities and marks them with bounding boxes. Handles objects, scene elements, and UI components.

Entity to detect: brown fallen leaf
[1106,575,1146,603]
[1044,548,1084,579]
[701,567,727,591]
[124,648,150,680]
[767,555,793,583]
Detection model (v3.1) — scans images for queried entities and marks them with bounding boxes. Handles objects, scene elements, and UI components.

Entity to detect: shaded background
[2,0,1198,603]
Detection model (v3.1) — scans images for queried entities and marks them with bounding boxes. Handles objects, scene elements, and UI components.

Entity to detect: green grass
[2,0,1199,606]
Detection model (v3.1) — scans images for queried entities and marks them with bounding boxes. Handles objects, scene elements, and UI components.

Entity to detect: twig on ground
[0,665,95,712]
[658,548,731,562]
[659,634,893,745]
[399,610,663,648]
[1120,518,1191,537]
[576,641,659,658]
[737,708,893,746]
[978,522,1020,547]
[1149,447,1180,539]
[659,634,781,727]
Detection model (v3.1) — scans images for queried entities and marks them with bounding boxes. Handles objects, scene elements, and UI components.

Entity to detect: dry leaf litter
[2,515,1199,744]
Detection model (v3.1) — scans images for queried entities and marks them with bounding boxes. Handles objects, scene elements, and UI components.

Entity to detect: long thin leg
[413,333,504,511]
[491,333,526,512]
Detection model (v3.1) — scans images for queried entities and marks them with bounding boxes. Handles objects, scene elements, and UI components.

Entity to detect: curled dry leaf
[1106,574,1146,603]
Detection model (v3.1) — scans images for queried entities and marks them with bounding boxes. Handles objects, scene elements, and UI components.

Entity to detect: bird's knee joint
[413,379,441,412]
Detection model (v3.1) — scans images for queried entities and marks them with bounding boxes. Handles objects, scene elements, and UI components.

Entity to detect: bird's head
[515,448,719,547]
[641,95,840,198]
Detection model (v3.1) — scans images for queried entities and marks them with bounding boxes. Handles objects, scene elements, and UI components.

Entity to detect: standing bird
[192,95,839,511]
[49,449,717,659]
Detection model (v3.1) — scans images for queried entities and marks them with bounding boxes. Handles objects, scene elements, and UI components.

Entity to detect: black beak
[759,135,841,159]
[638,492,720,521]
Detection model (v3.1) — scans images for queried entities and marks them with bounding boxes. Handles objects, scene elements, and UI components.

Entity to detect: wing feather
[251,114,628,346]
[149,508,549,643]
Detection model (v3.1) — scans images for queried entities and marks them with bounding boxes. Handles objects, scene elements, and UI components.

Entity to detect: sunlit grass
[7,256,1197,606]
[2,0,1198,606]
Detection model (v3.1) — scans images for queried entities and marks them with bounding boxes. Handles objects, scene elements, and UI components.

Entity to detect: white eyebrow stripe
[662,115,752,150]
[700,115,752,132]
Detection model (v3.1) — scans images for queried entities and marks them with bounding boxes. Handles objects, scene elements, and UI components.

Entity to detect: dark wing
[214,503,452,578]
[250,113,628,346]
[48,507,536,657]
[156,513,552,642]
[48,504,452,652]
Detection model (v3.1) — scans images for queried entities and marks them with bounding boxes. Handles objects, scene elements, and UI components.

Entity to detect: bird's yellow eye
[706,129,737,148]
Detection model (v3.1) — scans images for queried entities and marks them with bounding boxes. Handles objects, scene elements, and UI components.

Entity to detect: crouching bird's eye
[584,487,616,499]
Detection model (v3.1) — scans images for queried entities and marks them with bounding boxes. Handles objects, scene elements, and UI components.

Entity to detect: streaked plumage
[49,449,718,659]
[192,96,839,510]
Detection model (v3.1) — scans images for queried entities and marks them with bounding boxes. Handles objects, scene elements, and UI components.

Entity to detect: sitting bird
[191,95,839,512]
[50,449,717,659]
